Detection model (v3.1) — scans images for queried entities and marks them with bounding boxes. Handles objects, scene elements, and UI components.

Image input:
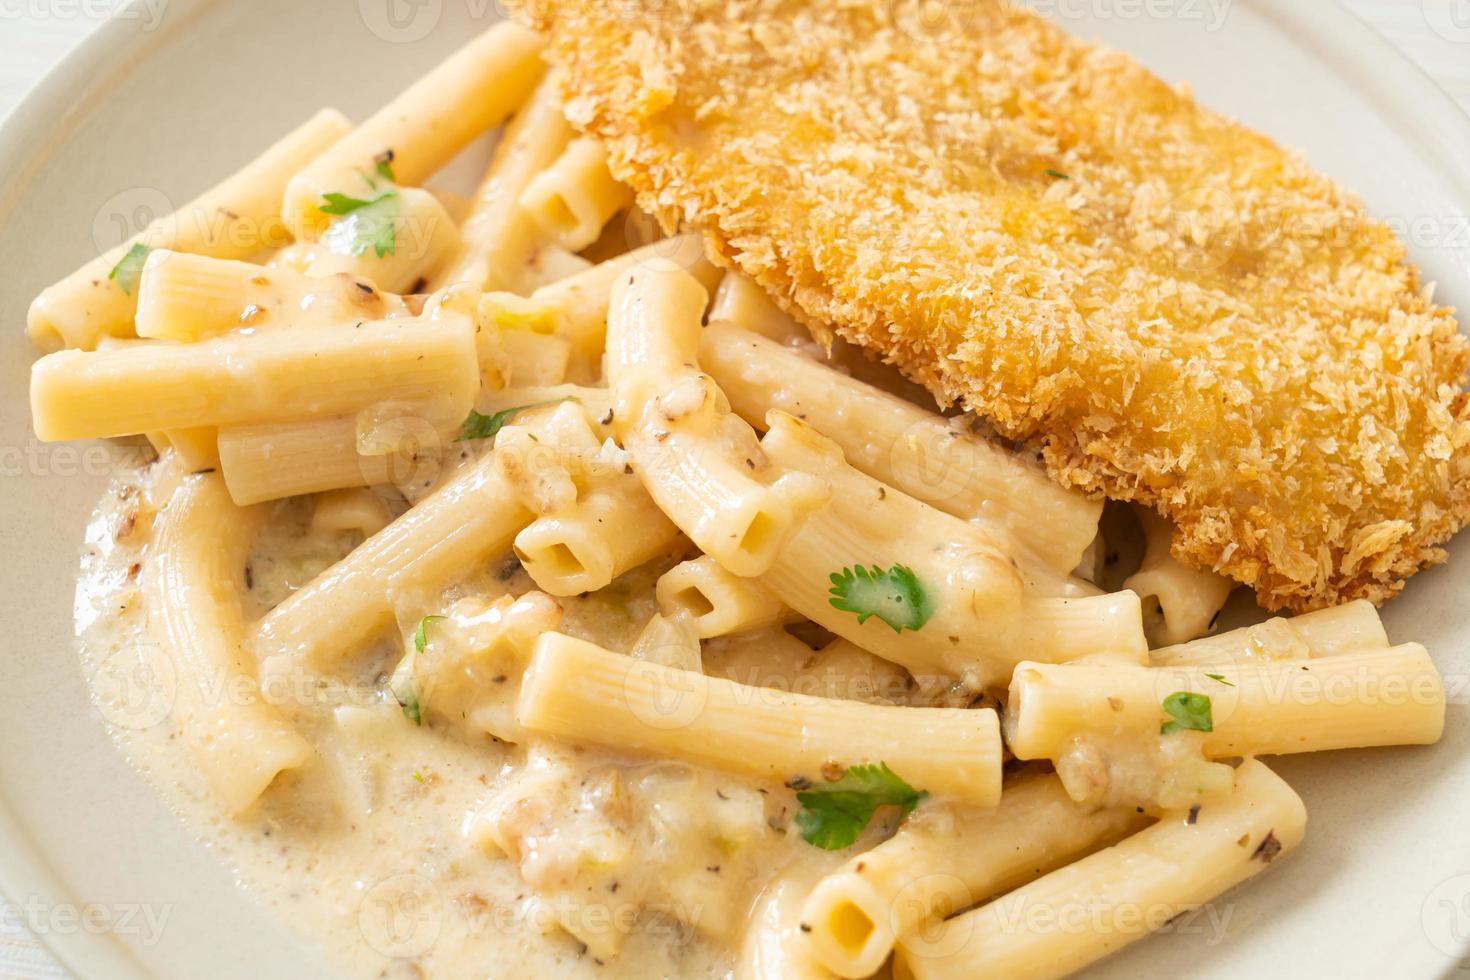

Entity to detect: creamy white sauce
[73,461,849,979]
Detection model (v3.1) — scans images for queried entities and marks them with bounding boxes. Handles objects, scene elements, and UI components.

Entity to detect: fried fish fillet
[517,0,1470,610]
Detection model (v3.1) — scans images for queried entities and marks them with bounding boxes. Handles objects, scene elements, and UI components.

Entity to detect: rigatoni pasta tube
[136,251,410,341]
[1150,600,1388,667]
[31,315,479,442]
[1006,644,1445,761]
[514,488,678,597]
[518,633,1003,805]
[656,555,795,638]
[433,71,574,292]
[606,262,828,577]
[739,863,842,980]
[501,403,681,596]
[1124,508,1234,647]
[518,137,634,252]
[161,426,220,472]
[799,773,1149,978]
[531,236,721,373]
[893,759,1305,980]
[301,187,462,294]
[701,323,1102,574]
[144,471,311,813]
[709,272,808,345]
[27,108,352,352]
[282,22,545,238]
[219,410,454,506]
[757,412,1146,684]
[253,453,532,668]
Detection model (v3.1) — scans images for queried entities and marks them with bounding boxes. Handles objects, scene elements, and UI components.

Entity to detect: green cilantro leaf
[414,614,447,654]
[320,190,400,259]
[108,243,152,296]
[455,398,576,443]
[828,564,933,633]
[319,191,382,215]
[1161,691,1214,734]
[399,688,422,726]
[374,150,397,185]
[1044,168,1071,180]
[795,763,928,850]
[1203,672,1235,687]
[389,641,424,727]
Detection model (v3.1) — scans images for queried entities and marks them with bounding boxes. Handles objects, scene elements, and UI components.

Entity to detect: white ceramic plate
[2,1,1470,977]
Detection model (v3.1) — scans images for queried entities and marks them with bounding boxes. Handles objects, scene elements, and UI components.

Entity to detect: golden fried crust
[517,0,1470,611]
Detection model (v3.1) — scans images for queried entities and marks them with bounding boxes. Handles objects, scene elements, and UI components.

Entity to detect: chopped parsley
[828,564,933,633]
[794,763,928,850]
[1203,672,1235,687]
[374,149,397,185]
[392,619,441,727]
[1044,168,1071,180]
[456,398,575,443]
[108,243,152,296]
[398,686,422,726]
[414,614,447,653]
[319,189,400,259]
[319,191,386,215]
[1161,691,1213,734]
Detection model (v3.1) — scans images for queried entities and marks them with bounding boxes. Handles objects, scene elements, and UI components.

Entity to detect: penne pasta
[135,250,412,341]
[143,470,312,813]
[701,322,1102,575]
[799,772,1150,978]
[27,23,1458,976]
[894,759,1305,980]
[1149,599,1389,667]
[530,236,722,377]
[709,272,809,345]
[282,22,545,239]
[518,632,1004,805]
[253,451,531,670]
[498,402,681,596]
[32,315,479,442]
[756,411,1146,685]
[1124,508,1235,647]
[656,555,796,638]
[518,137,634,252]
[605,262,829,576]
[295,187,462,294]
[738,863,842,980]
[432,70,575,292]
[1006,644,1446,762]
[27,108,352,351]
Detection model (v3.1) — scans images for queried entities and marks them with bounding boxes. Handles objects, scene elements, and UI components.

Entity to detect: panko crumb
[517,0,1470,611]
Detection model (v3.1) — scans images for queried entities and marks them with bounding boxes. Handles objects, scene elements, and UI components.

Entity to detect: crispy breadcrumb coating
[517,0,1470,610]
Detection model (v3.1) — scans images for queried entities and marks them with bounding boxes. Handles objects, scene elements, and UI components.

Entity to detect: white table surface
[1,1,1469,977]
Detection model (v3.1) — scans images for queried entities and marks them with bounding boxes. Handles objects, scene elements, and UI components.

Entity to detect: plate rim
[1,1,1469,978]
[0,6,223,978]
